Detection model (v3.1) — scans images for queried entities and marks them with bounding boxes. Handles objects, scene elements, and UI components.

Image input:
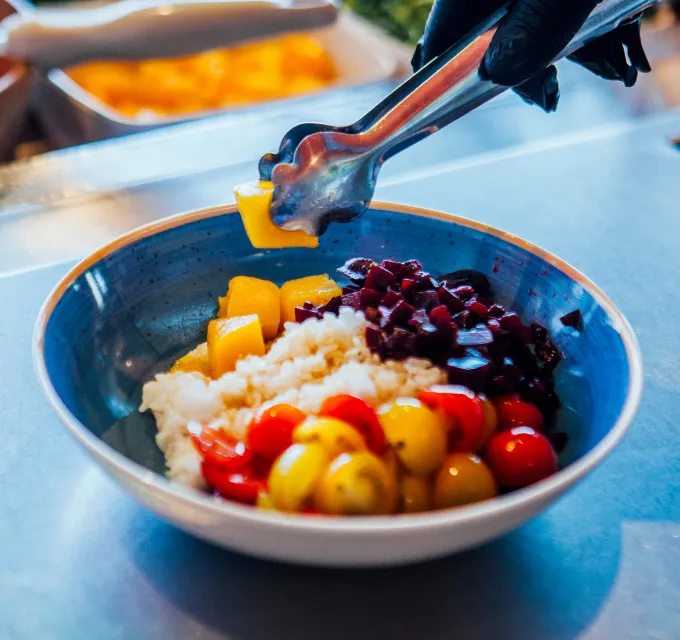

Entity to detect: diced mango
[207,315,265,378]
[234,180,319,249]
[218,276,281,340]
[280,274,342,325]
[169,342,210,377]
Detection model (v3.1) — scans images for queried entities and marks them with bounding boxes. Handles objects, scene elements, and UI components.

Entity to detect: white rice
[140,308,446,489]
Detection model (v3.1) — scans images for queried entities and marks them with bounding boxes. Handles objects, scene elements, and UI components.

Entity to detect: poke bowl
[33,202,643,567]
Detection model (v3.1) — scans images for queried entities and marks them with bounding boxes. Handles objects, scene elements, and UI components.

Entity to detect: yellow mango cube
[169,343,210,377]
[218,276,281,341]
[234,180,318,249]
[207,315,265,378]
[280,274,342,325]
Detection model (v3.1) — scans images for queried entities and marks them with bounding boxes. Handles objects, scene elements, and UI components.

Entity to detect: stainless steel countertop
[1,73,680,639]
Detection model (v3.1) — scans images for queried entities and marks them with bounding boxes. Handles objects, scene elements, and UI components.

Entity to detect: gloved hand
[412,0,651,112]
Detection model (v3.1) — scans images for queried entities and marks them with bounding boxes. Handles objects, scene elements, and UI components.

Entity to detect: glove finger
[568,17,649,87]
[485,0,599,87]
[412,0,506,72]
[569,37,638,86]
[619,17,651,72]
[512,65,560,112]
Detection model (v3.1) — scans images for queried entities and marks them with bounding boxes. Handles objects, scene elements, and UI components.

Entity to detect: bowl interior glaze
[42,205,632,474]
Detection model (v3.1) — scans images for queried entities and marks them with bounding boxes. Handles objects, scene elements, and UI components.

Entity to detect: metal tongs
[0,0,337,70]
[259,0,659,236]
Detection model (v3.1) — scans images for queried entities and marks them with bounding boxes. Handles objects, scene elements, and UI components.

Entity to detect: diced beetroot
[520,376,561,413]
[415,272,439,291]
[446,353,490,392]
[531,322,548,343]
[340,292,363,311]
[380,300,416,329]
[401,259,423,276]
[364,306,380,324]
[408,308,430,328]
[415,323,447,361]
[359,288,385,309]
[452,310,470,328]
[429,305,452,325]
[478,295,495,309]
[382,328,417,360]
[381,290,403,308]
[322,295,342,315]
[560,309,582,329]
[438,286,466,313]
[411,291,440,311]
[487,318,501,334]
[466,300,489,319]
[295,306,322,322]
[380,259,406,276]
[536,340,562,372]
[439,269,491,293]
[436,320,457,344]
[365,326,382,352]
[401,278,418,298]
[488,303,506,318]
[338,258,375,283]
[302,301,316,310]
[365,265,397,291]
[452,285,475,300]
[499,312,525,335]
[456,324,494,347]
[342,285,360,295]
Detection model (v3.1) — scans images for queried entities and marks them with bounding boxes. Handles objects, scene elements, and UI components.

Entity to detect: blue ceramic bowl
[34,203,643,567]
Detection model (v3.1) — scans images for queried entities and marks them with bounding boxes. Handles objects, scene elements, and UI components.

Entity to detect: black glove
[412,0,651,112]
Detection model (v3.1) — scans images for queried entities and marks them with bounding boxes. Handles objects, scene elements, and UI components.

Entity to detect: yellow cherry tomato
[314,452,394,515]
[479,395,499,449]
[378,399,447,476]
[293,417,366,459]
[399,474,432,513]
[268,443,329,512]
[433,453,498,510]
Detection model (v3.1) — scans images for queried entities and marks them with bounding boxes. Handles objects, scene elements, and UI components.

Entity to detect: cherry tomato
[314,451,394,515]
[201,462,266,504]
[378,399,447,476]
[418,385,485,452]
[433,453,498,509]
[494,395,544,431]
[485,426,558,488]
[319,394,386,453]
[247,404,307,462]
[293,417,366,459]
[189,423,252,470]
[268,443,329,512]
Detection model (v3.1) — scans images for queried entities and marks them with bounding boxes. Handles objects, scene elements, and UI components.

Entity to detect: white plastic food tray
[33,12,411,147]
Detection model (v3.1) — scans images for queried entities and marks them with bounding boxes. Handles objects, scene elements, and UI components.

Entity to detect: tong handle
[0,0,337,70]
[358,0,658,163]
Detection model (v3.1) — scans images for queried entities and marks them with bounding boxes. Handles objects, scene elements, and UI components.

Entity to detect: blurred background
[1,0,680,164]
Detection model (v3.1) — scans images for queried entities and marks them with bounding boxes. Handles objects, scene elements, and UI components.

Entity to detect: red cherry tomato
[319,394,386,453]
[494,395,544,431]
[485,426,557,488]
[189,424,252,470]
[201,463,266,505]
[418,385,485,452]
[247,404,307,462]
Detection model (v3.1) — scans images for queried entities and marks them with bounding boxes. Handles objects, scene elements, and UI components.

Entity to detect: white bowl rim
[33,201,644,535]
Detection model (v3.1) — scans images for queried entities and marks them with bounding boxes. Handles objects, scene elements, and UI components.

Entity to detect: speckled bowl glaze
[33,203,643,567]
